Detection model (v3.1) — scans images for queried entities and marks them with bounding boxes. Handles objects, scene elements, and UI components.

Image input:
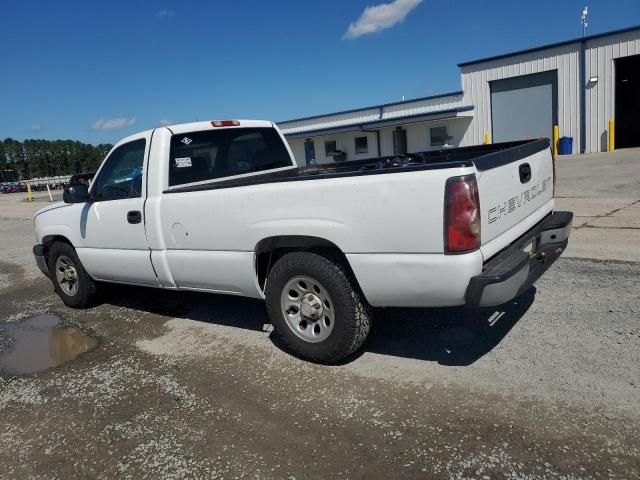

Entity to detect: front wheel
[265,252,371,364]
[47,242,98,309]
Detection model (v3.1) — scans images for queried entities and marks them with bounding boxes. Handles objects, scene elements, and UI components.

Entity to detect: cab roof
[111,120,276,150]
[167,119,274,135]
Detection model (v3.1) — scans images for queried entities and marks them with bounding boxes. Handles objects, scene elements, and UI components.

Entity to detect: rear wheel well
[255,236,361,296]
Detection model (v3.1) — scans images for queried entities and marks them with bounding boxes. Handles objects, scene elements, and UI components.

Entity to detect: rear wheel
[48,242,97,309]
[265,252,371,364]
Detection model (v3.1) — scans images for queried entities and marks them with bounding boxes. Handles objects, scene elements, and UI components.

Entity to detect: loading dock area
[280,25,640,162]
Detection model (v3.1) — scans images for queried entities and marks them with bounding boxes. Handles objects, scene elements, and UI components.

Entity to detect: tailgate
[475,140,554,257]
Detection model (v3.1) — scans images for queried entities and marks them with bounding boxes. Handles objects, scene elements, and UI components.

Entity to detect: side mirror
[63,183,91,204]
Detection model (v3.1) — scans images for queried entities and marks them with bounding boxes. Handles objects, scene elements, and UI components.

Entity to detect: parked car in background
[33,119,572,363]
[2,183,20,193]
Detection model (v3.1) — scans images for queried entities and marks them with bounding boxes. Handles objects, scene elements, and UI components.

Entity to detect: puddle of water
[0,314,97,374]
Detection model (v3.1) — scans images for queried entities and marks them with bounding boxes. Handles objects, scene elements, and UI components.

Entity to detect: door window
[92,139,146,200]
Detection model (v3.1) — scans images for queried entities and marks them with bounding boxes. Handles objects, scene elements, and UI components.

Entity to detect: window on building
[354,136,368,154]
[168,127,292,186]
[430,126,451,147]
[324,140,337,157]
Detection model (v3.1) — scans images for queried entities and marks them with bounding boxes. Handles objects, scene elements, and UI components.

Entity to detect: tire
[47,241,97,309]
[265,251,371,364]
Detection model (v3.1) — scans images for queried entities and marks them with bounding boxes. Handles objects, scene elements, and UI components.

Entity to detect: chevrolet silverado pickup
[33,120,572,363]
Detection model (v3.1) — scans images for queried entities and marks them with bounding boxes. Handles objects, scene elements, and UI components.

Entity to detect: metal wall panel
[280,108,380,135]
[584,30,640,152]
[382,93,463,119]
[461,28,640,153]
[460,43,581,151]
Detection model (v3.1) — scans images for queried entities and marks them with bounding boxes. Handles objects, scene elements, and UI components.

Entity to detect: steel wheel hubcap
[280,275,335,343]
[55,255,79,296]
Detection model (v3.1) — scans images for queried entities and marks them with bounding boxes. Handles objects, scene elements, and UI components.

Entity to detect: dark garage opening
[615,54,640,149]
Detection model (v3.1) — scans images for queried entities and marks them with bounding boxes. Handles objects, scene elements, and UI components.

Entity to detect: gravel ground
[1,153,639,479]
[1,246,638,479]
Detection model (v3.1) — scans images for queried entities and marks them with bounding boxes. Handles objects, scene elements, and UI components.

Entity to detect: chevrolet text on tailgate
[33,120,573,363]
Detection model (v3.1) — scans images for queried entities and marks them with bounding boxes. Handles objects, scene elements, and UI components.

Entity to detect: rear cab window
[168,127,293,187]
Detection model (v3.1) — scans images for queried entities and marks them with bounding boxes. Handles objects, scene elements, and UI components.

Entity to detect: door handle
[519,163,532,183]
[127,210,142,224]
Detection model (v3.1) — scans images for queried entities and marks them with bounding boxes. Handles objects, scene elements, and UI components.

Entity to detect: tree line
[0,138,113,182]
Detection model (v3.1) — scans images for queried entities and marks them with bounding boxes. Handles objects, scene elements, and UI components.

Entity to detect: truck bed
[166,139,550,193]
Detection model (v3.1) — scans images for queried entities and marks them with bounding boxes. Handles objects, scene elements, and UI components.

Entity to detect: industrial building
[279,25,640,165]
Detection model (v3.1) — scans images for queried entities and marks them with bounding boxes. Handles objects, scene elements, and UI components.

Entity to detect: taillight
[444,174,481,254]
[211,120,240,127]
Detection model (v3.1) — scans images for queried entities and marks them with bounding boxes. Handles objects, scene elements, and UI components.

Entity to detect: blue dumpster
[558,136,573,155]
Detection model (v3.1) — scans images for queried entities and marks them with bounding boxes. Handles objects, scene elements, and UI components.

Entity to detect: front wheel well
[42,235,73,247]
[254,236,361,296]
[41,235,74,264]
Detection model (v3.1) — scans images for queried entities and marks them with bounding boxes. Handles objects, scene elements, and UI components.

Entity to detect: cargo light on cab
[444,174,481,254]
[211,120,240,127]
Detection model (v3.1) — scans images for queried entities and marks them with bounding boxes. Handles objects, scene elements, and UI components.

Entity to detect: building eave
[281,106,474,140]
[277,91,463,126]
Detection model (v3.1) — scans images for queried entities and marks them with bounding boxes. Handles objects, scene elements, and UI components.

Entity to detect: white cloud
[344,0,422,39]
[155,10,175,19]
[92,116,136,131]
[31,125,42,132]
[158,118,172,127]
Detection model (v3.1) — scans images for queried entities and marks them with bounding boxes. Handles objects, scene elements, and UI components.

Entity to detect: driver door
[75,135,159,286]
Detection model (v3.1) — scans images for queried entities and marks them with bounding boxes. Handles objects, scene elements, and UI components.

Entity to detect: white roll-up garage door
[490,70,558,143]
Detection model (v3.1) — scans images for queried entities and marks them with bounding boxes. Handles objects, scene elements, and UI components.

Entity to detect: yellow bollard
[26,182,33,202]
[484,132,490,144]
[553,125,559,156]
[608,119,615,152]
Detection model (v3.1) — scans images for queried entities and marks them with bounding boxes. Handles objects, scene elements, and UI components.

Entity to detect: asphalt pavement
[0,150,639,479]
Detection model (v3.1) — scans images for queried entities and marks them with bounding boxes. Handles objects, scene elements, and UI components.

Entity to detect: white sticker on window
[175,157,192,168]
[181,137,192,145]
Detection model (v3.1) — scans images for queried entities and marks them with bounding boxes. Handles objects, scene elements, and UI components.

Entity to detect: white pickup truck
[33,120,572,363]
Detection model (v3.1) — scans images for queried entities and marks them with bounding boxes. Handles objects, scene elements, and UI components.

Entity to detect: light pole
[580,5,589,37]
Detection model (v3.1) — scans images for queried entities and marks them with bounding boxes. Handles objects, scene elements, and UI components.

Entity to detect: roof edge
[458,24,640,68]
[281,105,474,139]
[278,91,463,126]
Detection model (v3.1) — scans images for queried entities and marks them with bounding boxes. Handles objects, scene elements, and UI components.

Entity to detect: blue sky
[1,0,639,144]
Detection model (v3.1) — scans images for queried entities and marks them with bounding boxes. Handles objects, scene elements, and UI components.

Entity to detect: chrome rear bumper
[466,211,573,307]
